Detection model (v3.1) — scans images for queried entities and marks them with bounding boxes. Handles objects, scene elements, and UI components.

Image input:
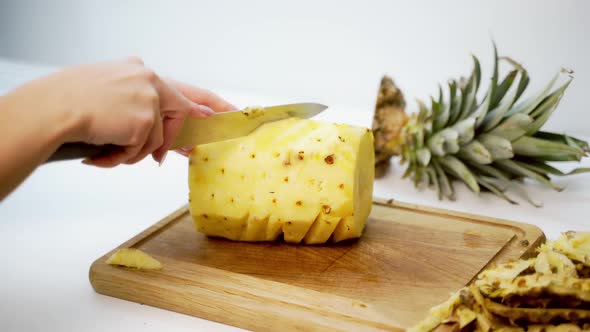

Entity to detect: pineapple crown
[398,44,589,206]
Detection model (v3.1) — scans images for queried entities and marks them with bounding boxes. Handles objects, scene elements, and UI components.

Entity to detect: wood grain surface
[90,199,545,331]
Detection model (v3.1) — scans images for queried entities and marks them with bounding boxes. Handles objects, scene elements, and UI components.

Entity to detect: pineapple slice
[188,118,374,244]
[106,248,162,270]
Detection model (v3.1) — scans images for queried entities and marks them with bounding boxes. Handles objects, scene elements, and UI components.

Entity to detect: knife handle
[46,142,121,163]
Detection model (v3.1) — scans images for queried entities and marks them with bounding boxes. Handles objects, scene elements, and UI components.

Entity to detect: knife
[46,102,328,162]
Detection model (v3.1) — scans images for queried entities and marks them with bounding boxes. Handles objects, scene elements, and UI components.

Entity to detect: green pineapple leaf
[374,44,588,206]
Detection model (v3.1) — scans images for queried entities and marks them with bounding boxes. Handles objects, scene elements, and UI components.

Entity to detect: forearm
[0,87,79,200]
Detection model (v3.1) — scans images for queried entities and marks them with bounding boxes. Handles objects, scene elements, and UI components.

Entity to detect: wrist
[48,102,87,145]
[1,86,85,150]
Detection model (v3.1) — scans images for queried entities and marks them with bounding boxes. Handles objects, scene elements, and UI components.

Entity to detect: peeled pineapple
[188,117,375,244]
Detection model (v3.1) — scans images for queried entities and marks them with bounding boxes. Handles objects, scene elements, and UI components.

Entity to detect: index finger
[167,79,238,113]
[152,76,195,116]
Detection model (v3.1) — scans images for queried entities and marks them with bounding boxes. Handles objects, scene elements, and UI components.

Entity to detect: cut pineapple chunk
[106,248,162,270]
[188,117,374,244]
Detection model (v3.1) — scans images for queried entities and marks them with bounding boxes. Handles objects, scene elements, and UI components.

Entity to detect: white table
[0,58,589,332]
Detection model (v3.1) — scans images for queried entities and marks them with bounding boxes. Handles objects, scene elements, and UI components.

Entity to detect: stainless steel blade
[170,103,327,149]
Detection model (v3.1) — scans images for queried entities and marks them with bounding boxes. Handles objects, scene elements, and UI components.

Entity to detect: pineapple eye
[324,154,335,164]
[298,151,304,160]
[338,136,345,142]
[250,153,256,159]
[284,176,289,183]
[295,200,302,206]
[283,156,291,166]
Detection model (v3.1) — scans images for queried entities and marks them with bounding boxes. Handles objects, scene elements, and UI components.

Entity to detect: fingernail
[82,158,94,166]
[180,147,193,153]
[194,104,215,115]
[159,151,168,167]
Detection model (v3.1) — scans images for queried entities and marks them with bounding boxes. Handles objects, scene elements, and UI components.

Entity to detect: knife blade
[46,103,327,162]
[170,102,327,149]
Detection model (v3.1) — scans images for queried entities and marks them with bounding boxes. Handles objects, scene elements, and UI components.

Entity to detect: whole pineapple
[372,45,589,206]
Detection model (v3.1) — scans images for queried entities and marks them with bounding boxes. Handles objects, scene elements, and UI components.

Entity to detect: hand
[17,57,236,167]
[156,78,237,160]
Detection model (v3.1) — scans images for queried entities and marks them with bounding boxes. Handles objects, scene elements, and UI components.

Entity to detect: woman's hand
[0,57,236,200]
[11,57,236,167]
[153,78,237,162]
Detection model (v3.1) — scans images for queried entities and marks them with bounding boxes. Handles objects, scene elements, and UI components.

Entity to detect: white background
[0,0,589,135]
[1,1,589,332]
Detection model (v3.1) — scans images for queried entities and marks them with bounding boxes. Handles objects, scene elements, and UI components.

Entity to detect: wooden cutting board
[89,199,544,331]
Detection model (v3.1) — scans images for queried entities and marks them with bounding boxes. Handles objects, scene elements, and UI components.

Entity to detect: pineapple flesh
[188,117,375,244]
[106,248,162,270]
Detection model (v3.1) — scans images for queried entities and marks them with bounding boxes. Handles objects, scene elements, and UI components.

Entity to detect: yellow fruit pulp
[106,248,162,270]
[188,118,374,244]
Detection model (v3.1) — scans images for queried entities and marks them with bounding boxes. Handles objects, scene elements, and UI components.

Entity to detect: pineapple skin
[188,118,374,244]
